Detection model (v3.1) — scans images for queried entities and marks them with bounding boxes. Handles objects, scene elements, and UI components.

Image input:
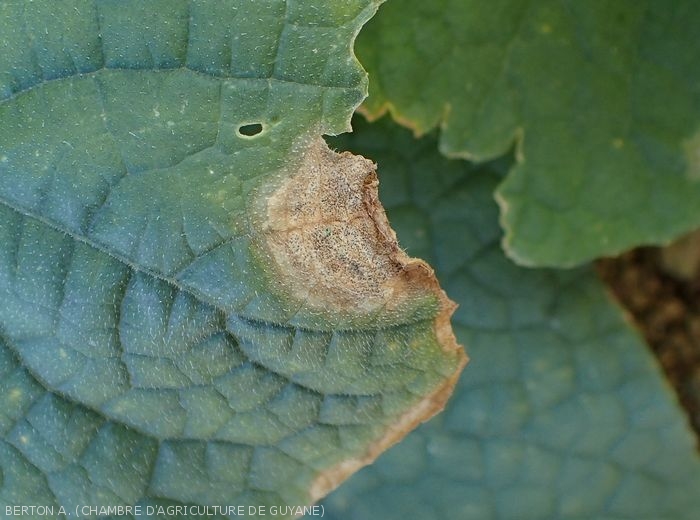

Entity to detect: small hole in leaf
[238,123,264,137]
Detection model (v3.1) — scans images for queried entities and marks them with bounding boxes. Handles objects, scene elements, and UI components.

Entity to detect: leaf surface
[357,0,700,266]
[0,2,465,516]
[321,116,700,519]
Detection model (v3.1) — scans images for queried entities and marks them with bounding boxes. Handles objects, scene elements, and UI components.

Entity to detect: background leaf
[357,0,700,267]
[0,1,466,516]
[321,115,700,519]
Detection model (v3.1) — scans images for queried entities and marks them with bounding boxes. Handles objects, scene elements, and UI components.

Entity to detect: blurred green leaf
[358,0,700,267]
[322,115,700,520]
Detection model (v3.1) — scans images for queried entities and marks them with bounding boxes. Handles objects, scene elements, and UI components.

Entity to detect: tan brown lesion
[262,138,451,318]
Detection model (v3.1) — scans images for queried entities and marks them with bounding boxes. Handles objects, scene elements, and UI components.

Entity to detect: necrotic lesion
[261,138,413,314]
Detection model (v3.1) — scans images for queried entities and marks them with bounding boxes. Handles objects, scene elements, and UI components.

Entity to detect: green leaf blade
[0,1,466,515]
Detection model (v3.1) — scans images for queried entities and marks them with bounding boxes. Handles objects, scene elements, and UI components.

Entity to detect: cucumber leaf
[357,0,700,267]
[0,2,465,516]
